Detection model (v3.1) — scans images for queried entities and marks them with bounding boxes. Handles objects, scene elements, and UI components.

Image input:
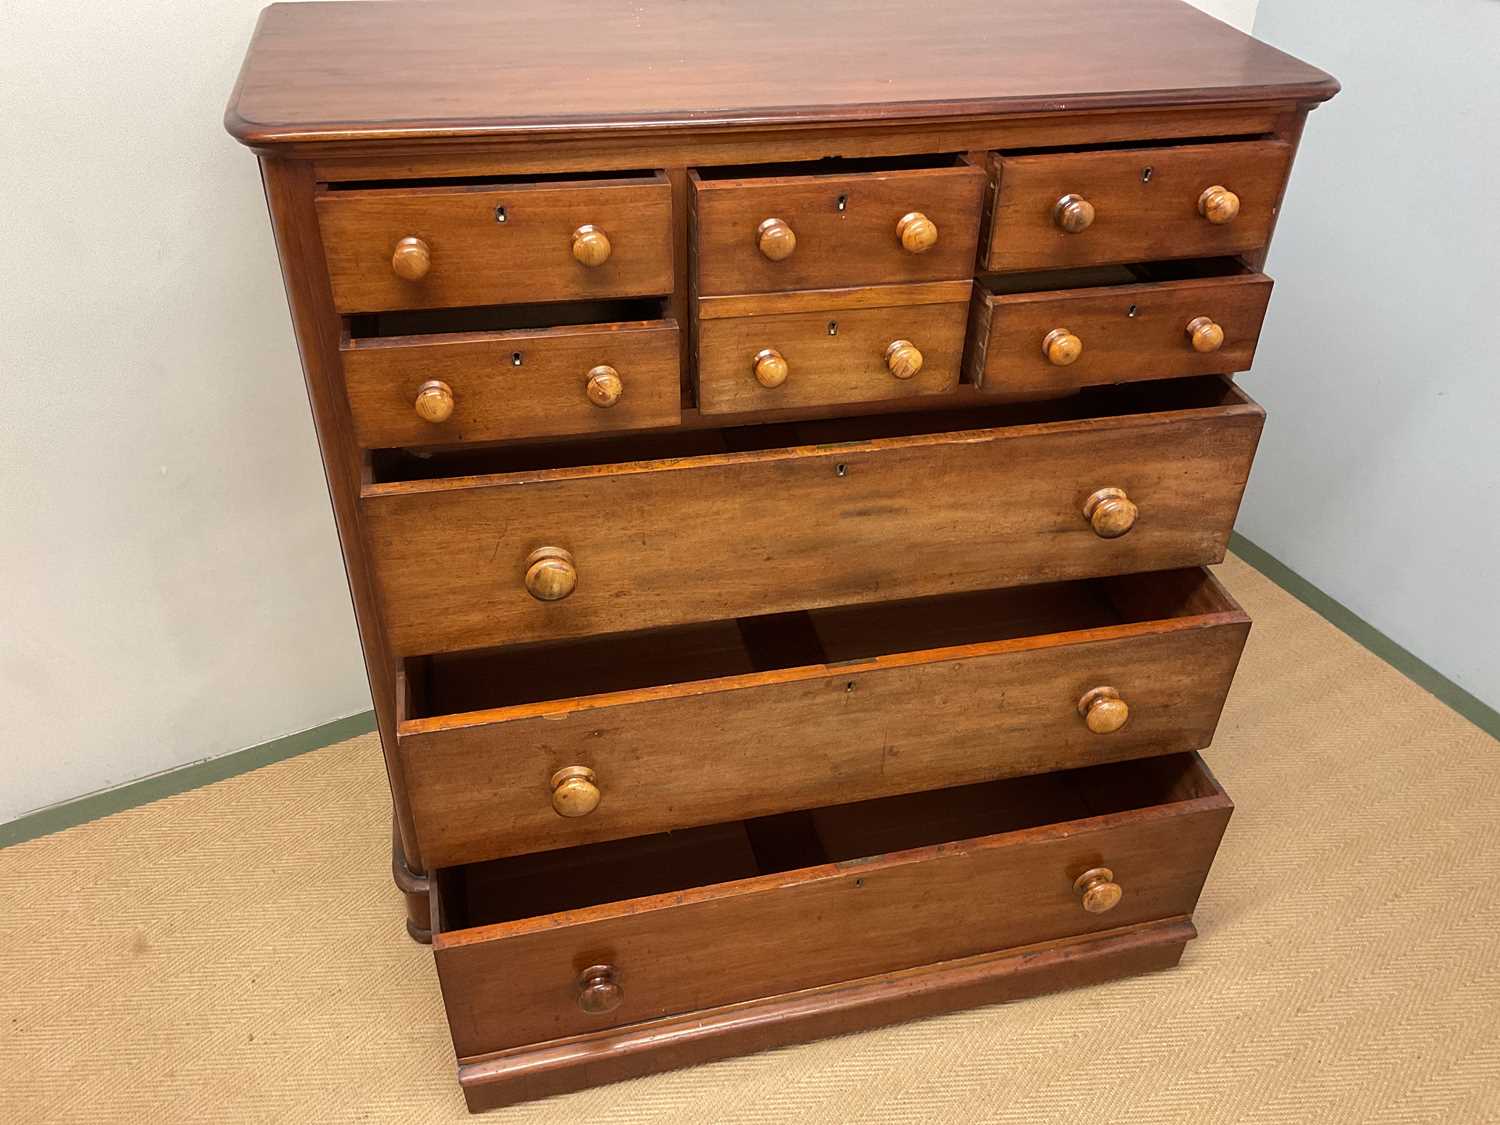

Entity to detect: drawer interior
[434,751,1219,931]
[692,152,968,181]
[369,373,1249,483]
[345,297,667,341]
[976,256,1259,297]
[401,567,1235,720]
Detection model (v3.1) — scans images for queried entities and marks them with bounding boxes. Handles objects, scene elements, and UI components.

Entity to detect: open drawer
[362,376,1264,656]
[430,752,1233,1059]
[399,568,1248,868]
[968,260,1274,398]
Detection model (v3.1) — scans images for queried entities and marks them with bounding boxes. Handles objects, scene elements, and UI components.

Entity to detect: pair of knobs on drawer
[752,340,923,387]
[547,684,1123,809]
[1052,185,1241,233]
[391,225,612,280]
[520,488,1131,607]
[756,211,938,261]
[571,866,1124,1014]
[1041,316,1225,367]
[413,366,622,423]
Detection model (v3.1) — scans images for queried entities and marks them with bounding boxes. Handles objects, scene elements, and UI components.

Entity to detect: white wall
[0,1,371,822]
[1240,0,1500,711]
[0,0,1256,823]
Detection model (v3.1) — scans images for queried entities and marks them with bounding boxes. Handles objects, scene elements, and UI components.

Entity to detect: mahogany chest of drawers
[227,0,1337,1109]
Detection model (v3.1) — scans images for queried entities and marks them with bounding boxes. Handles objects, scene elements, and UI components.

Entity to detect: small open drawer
[430,751,1233,1058]
[968,260,1273,398]
[398,567,1248,869]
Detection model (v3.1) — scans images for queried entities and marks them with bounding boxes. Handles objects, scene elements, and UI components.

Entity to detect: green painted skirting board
[0,711,376,849]
[1229,533,1500,739]
[3,536,1496,851]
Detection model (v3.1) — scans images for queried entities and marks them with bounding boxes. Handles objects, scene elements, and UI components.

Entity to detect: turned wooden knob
[896,211,939,254]
[391,236,431,280]
[524,546,577,602]
[1042,327,1083,367]
[550,766,600,817]
[585,365,623,408]
[1198,185,1240,225]
[577,964,623,1014]
[413,380,454,423]
[1186,315,1225,353]
[571,224,612,267]
[1083,487,1138,539]
[1074,868,1123,914]
[1053,194,1095,233]
[885,339,923,380]
[756,217,797,261]
[1077,686,1130,734]
[752,348,789,388]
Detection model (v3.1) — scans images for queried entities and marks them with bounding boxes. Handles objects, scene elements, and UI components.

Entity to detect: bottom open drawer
[431,751,1232,1058]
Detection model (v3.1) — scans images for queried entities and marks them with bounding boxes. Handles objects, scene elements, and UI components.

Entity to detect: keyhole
[836,464,848,477]
[511,351,524,366]
[1127,305,1138,318]
[827,321,839,336]
[836,194,848,212]
[495,205,508,223]
[1141,167,1153,183]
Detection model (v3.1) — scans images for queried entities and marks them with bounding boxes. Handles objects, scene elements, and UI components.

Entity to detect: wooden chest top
[226,0,1338,147]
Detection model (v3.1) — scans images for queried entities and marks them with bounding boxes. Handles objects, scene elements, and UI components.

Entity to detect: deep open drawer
[430,751,1233,1058]
[399,567,1248,868]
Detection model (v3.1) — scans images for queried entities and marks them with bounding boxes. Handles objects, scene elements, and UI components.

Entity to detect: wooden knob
[752,348,789,388]
[571,224,612,267]
[756,217,797,261]
[585,365,623,408]
[1198,185,1240,225]
[885,339,923,380]
[391,236,431,281]
[550,766,600,817]
[524,546,577,602]
[1083,487,1138,539]
[1042,327,1083,367]
[1073,868,1123,914]
[1077,686,1130,734]
[1186,316,1225,353]
[413,380,454,423]
[577,964,623,1014]
[896,211,939,254]
[1053,194,1095,233]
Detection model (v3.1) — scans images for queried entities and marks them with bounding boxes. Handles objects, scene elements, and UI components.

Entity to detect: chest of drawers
[227,0,1336,1109]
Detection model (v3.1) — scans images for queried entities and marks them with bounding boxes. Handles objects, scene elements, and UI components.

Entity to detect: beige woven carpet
[4,555,1499,1123]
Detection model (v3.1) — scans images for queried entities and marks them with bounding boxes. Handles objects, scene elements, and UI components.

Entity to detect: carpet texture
[3,555,1498,1123]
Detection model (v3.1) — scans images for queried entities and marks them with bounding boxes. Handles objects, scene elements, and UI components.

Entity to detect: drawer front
[432,754,1232,1056]
[316,175,674,313]
[984,141,1293,272]
[693,163,986,296]
[696,286,969,415]
[401,572,1249,868]
[363,385,1264,656]
[972,272,1274,395]
[344,320,681,447]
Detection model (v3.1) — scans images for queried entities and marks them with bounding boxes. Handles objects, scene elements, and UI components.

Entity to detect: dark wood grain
[399,571,1248,868]
[692,162,985,295]
[343,319,681,447]
[316,175,674,313]
[430,752,1231,1056]
[984,140,1293,272]
[970,268,1274,394]
[226,0,1338,147]
[457,916,1195,1110]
